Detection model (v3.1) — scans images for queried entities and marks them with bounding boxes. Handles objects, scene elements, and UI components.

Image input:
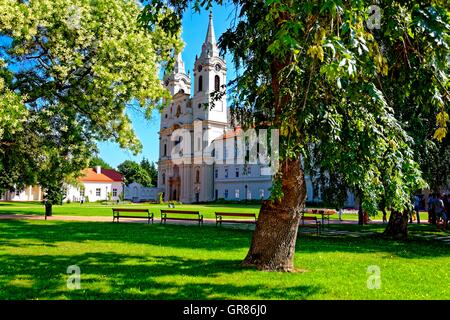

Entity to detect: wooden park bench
[160,210,203,225]
[112,208,154,224]
[215,212,257,227]
[300,215,321,235]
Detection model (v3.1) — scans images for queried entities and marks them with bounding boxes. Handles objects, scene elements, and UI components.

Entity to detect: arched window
[198,76,203,92]
[215,75,220,91]
[176,105,181,118]
[198,103,202,109]
[163,144,167,157]
[196,170,200,183]
[162,173,166,185]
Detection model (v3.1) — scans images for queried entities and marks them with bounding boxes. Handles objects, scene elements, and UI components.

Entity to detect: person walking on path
[414,194,421,224]
[428,193,436,224]
[435,193,448,230]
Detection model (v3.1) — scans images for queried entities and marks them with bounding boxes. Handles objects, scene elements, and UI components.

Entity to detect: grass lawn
[0,219,449,300]
[0,201,430,222]
[0,201,261,220]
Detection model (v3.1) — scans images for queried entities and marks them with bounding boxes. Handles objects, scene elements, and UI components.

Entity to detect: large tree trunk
[383,210,408,239]
[242,157,307,272]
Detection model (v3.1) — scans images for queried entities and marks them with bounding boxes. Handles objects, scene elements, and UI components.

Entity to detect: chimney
[95,166,101,174]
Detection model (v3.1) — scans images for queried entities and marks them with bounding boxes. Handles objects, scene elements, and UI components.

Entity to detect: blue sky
[98,4,238,168]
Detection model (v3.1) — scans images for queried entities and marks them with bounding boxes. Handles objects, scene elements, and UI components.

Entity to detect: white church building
[157,13,352,205]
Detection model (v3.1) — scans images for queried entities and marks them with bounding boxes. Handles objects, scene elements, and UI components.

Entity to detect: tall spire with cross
[201,11,219,58]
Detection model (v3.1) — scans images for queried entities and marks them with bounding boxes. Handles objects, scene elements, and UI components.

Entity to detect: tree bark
[383,210,408,239]
[242,157,307,272]
[358,196,364,225]
[45,202,53,217]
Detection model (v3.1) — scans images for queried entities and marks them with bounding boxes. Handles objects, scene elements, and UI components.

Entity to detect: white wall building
[0,186,43,202]
[124,182,159,203]
[65,166,124,202]
[0,166,124,203]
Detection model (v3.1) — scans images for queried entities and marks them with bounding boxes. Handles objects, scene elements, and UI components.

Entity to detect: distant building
[0,186,43,202]
[1,166,124,203]
[66,166,124,202]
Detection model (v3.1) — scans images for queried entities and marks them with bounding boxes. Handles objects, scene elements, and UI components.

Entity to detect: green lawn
[0,219,449,300]
[0,201,430,222]
[0,201,261,220]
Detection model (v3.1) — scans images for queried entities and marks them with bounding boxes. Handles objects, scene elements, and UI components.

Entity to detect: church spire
[201,11,219,58]
[205,11,216,46]
[173,52,186,75]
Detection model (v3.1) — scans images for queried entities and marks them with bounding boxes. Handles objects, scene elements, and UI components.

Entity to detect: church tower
[159,51,193,203]
[158,12,229,204]
[192,12,227,124]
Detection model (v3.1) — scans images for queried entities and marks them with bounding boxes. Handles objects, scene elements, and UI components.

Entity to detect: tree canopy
[117,160,153,187]
[0,0,181,207]
[143,0,449,268]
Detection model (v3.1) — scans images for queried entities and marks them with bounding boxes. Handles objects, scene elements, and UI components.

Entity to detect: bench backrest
[215,212,256,218]
[161,210,199,215]
[113,209,149,213]
[302,216,317,221]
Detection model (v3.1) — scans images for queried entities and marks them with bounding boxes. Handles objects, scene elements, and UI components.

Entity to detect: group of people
[425,193,450,229]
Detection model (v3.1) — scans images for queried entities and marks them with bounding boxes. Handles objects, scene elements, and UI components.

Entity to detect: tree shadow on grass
[0,252,320,300]
[0,209,42,215]
[0,219,448,261]
[297,231,450,259]
[0,219,253,252]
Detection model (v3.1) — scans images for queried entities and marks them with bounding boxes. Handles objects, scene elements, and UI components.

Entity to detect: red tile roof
[79,168,123,183]
[215,126,243,141]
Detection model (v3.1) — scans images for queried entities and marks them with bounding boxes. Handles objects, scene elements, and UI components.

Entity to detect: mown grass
[0,219,448,300]
[0,201,430,222]
[0,202,261,220]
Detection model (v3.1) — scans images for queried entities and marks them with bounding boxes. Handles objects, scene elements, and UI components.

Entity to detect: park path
[1,214,449,245]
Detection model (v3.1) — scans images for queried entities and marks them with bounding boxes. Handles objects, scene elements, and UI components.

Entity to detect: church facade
[157,13,354,206]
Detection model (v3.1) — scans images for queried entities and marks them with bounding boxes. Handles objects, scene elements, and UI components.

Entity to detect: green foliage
[0,0,181,204]
[140,158,158,187]
[118,160,153,187]
[89,157,113,170]
[143,0,448,216]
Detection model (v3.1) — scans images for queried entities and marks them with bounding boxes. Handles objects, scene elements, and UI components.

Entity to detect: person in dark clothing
[444,194,450,219]
[428,193,436,225]
[436,193,447,229]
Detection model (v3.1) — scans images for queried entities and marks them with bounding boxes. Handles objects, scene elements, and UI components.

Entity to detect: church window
[224,189,229,199]
[235,189,240,199]
[198,103,202,109]
[176,105,181,118]
[215,75,220,91]
[196,170,200,183]
[215,169,218,179]
[224,168,229,178]
[162,173,166,185]
[235,168,240,178]
[164,144,167,157]
[198,76,203,92]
